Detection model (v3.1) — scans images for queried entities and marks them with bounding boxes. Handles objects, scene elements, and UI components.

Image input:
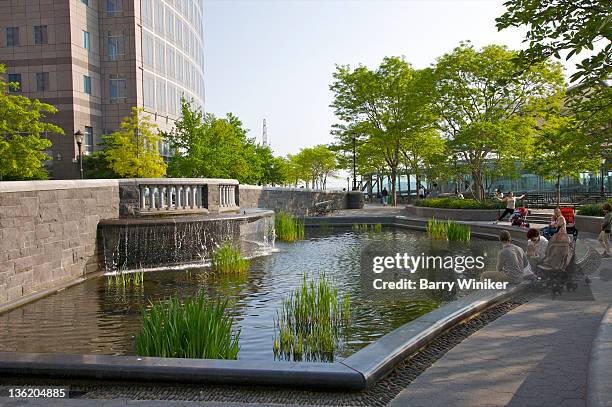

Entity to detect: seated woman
[541,208,565,240]
[540,208,571,272]
[526,228,548,260]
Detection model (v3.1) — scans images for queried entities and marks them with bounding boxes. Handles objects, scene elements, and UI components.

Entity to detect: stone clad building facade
[0,0,205,179]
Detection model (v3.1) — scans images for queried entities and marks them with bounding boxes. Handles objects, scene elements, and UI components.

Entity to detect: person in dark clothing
[381,188,389,206]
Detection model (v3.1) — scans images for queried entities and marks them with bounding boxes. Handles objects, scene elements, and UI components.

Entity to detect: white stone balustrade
[220,184,238,208]
[139,183,206,212]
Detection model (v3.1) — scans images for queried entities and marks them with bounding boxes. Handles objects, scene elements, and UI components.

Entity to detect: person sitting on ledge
[496,230,535,283]
[526,228,548,260]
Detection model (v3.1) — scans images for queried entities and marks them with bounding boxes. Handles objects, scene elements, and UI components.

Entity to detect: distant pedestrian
[494,191,525,224]
[418,185,425,199]
[599,203,612,257]
[381,188,389,206]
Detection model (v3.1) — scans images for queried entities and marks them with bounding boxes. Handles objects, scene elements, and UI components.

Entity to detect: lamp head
[74,130,84,144]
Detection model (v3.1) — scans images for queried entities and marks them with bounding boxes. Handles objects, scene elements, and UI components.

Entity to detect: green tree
[433,43,565,200]
[496,0,610,87]
[528,115,601,204]
[0,64,63,180]
[100,107,167,178]
[401,129,446,196]
[285,145,336,189]
[330,57,436,205]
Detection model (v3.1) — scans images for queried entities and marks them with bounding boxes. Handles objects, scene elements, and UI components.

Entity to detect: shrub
[414,198,504,210]
[275,211,305,242]
[273,274,350,362]
[136,295,240,359]
[211,242,250,274]
[577,203,610,217]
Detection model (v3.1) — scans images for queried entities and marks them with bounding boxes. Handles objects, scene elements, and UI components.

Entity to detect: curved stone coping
[99,209,274,226]
[405,204,502,221]
[344,282,529,388]
[587,304,612,407]
[0,353,364,390]
[119,178,239,185]
[576,215,605,235]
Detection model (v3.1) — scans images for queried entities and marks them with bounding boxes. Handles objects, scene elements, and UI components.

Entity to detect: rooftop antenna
[262,118,268,147]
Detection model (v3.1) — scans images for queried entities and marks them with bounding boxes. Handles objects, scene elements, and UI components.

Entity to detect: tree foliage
[528,114,601,203]
[285,145,336,189]
[496,0,611,86]
[432,43,565,199]
[0,64,63,180]
[167,99,284,185]
[330,57,436,205]
[96,107,167,178]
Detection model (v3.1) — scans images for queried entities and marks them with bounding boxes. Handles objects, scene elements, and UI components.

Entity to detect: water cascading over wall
[98,212,274,272]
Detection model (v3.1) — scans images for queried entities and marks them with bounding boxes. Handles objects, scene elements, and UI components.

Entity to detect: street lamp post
[74,130,84,180]
[352,133,357,191]
[602,157,607,197]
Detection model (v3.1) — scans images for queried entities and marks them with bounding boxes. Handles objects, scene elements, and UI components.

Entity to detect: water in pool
[0,227,500,361]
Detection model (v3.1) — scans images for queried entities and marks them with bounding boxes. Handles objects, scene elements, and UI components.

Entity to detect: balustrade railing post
[161,187,167,210]
[140,185,147,210]
[150,187,157,210]
[178,186,183,208]
[191,185,197,208]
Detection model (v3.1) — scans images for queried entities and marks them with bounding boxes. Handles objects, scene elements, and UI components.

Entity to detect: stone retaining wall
[575,215,605,235]
[0,180,119,307]
[238,185,348,216]
[405,204,502,221]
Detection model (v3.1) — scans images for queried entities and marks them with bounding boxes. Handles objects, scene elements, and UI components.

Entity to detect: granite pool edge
[0,283,528,391]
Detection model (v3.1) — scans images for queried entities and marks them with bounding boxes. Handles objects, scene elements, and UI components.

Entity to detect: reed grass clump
[273,274,351,362]
[426,218,471,241]
[136,295,240,359]
[275,211,305,242]
[106,267,144,288]
[352,223,382,232]
[211,242,250,274]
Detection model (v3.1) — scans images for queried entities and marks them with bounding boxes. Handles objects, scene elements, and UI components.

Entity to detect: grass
[106,265,144,288]
[273,274,350,362]
[427,218,471,241]
[415,198,504,209]
[275,211,305,242]
[352,223,382,232]
[136,295,240,359]
[211,242,250,274]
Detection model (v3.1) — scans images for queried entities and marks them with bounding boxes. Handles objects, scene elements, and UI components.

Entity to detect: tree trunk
[472,170,484,201]
[391,167,397,206]
[406,170,411,199]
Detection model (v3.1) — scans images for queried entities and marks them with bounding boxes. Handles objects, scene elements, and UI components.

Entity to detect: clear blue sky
[202,0,572,158]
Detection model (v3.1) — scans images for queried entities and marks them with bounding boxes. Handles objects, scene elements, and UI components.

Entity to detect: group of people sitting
[494,207,573,284]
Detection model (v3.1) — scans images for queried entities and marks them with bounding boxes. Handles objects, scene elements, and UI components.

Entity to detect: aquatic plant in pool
[274,274,350,362]
[136,295,240,359]
[211,242,250,274]
[427,219,471,241]
[107,267,144,288]
[275,211,305,242]
[352,223,382,232]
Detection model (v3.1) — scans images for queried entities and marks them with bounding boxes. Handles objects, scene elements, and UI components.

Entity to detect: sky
[202,0,574,158]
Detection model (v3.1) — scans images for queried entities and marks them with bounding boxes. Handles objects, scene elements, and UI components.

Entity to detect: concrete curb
[405,204,502,221]
[588,304,612,407]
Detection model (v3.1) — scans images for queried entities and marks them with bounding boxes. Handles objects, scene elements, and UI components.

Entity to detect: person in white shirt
[493,191,525,224]
[526,228,548,260]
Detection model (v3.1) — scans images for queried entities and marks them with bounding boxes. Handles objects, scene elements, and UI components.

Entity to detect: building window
[166,10,174,42]
[154,0,164,33]
[6,27,19,47]
[108,34,125,60]
[143,72,155,109]
[8,73,21,92]
[81,0,89,5]
[155,39,165,73]
[142,0,153,26]
[175,18,182,45]
[34,25,48,45]
[83,75,92,94]
[106,0,122,15]
[84,126,94,154]
[109,78,127,101]
[166,47,175,78]
[36,72,49,92]
[156,79,166,113]
[83,31,90,51]
[176,53,183,82]
[142,32,154,66]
